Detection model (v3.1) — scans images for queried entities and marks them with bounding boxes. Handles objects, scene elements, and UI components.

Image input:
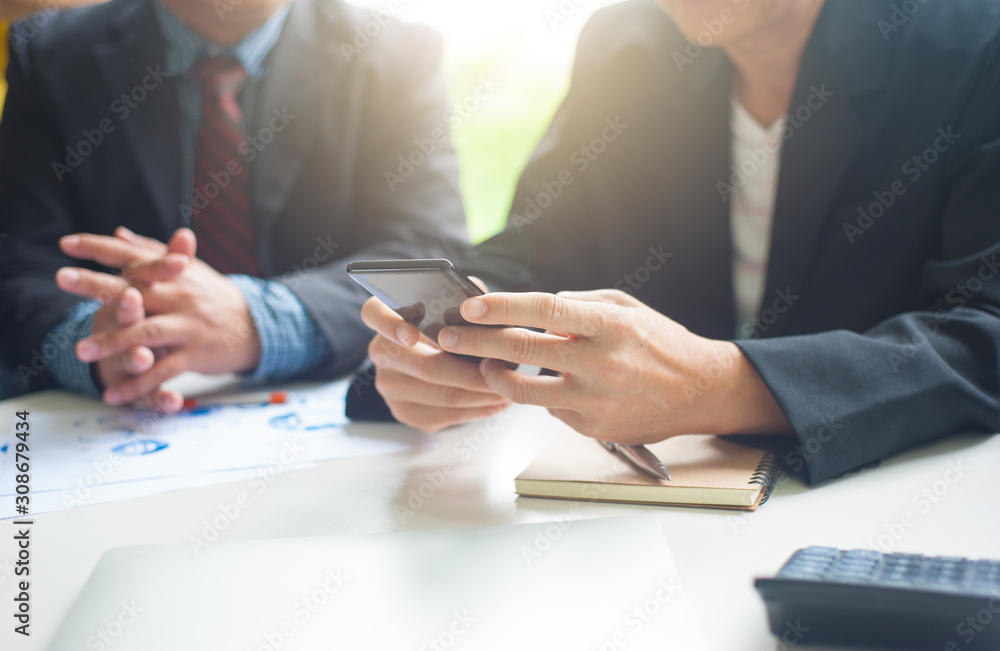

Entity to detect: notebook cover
[515,430,777,511]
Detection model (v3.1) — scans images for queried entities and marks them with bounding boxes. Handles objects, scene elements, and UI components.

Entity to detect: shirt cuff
[229,274,333,385]
[47,300,102,397]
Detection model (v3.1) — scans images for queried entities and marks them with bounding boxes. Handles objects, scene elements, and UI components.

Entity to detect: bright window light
[351,0,621,241]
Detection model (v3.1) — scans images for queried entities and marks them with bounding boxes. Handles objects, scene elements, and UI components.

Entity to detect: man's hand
[360,279,512,433]
[430,289,793,444]
[70,280,187,411]
[56,228,261,411]
[55,228,193,410]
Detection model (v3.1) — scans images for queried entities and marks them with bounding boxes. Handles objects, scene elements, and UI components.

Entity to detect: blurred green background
[446,62,567,243]
[352,0,617,244]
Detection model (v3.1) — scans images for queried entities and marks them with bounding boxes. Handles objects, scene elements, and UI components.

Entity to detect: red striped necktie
[190,56,261,275]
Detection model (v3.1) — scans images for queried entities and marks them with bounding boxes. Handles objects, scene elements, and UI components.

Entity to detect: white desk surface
[2,378,998,650]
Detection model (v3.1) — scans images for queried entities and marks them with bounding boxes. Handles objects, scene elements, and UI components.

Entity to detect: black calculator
[755,547,1000,649]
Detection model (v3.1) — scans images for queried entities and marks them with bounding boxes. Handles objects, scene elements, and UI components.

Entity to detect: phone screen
[347,260,484,342]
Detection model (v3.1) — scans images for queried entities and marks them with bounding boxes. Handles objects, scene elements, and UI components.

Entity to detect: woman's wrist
[707,340,794,436]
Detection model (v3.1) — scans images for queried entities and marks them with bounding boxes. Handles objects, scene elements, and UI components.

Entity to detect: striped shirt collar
[153,0,291,79]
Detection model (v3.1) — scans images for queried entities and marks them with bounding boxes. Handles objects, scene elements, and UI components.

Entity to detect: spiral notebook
[515,431,779,511]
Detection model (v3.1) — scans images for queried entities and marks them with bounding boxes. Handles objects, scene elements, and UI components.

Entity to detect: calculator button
[842,550,882,561]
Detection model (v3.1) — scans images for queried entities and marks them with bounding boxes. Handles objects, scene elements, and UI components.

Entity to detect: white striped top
[729,98,786,337]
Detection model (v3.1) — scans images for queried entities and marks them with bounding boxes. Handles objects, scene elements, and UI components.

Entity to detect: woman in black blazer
[357,0,1000,484]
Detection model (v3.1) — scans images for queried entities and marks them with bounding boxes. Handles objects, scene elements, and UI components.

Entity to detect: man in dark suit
[0,0,467,408]
[357,0,1000,484]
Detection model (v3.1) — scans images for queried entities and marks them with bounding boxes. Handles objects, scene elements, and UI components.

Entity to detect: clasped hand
[55,227,260,411]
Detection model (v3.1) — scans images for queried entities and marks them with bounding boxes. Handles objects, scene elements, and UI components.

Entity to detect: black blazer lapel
[250,0,347,271]
[661,49,736,340]
[594,44,735,340]
[764,2,891,335]
[92,0,183,236]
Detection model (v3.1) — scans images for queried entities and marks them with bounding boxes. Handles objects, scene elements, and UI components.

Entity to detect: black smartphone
[346,258,487,343]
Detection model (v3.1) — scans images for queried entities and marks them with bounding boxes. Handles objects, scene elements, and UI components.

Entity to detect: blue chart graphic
[305,424,340,431]
[111,440,170,456]
[268,412,342,432]
[269,413,301,430]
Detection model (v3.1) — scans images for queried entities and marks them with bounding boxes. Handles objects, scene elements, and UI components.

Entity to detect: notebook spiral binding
[748,451,781,506]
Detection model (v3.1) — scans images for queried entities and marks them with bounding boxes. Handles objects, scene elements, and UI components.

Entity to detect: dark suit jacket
[0,0,467,393]
[351,0,1000,484]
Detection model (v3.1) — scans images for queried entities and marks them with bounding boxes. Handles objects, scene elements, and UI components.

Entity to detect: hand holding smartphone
[347,259,491,347]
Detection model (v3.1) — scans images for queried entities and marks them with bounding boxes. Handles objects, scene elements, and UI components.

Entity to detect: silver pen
[600,441,671,481]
